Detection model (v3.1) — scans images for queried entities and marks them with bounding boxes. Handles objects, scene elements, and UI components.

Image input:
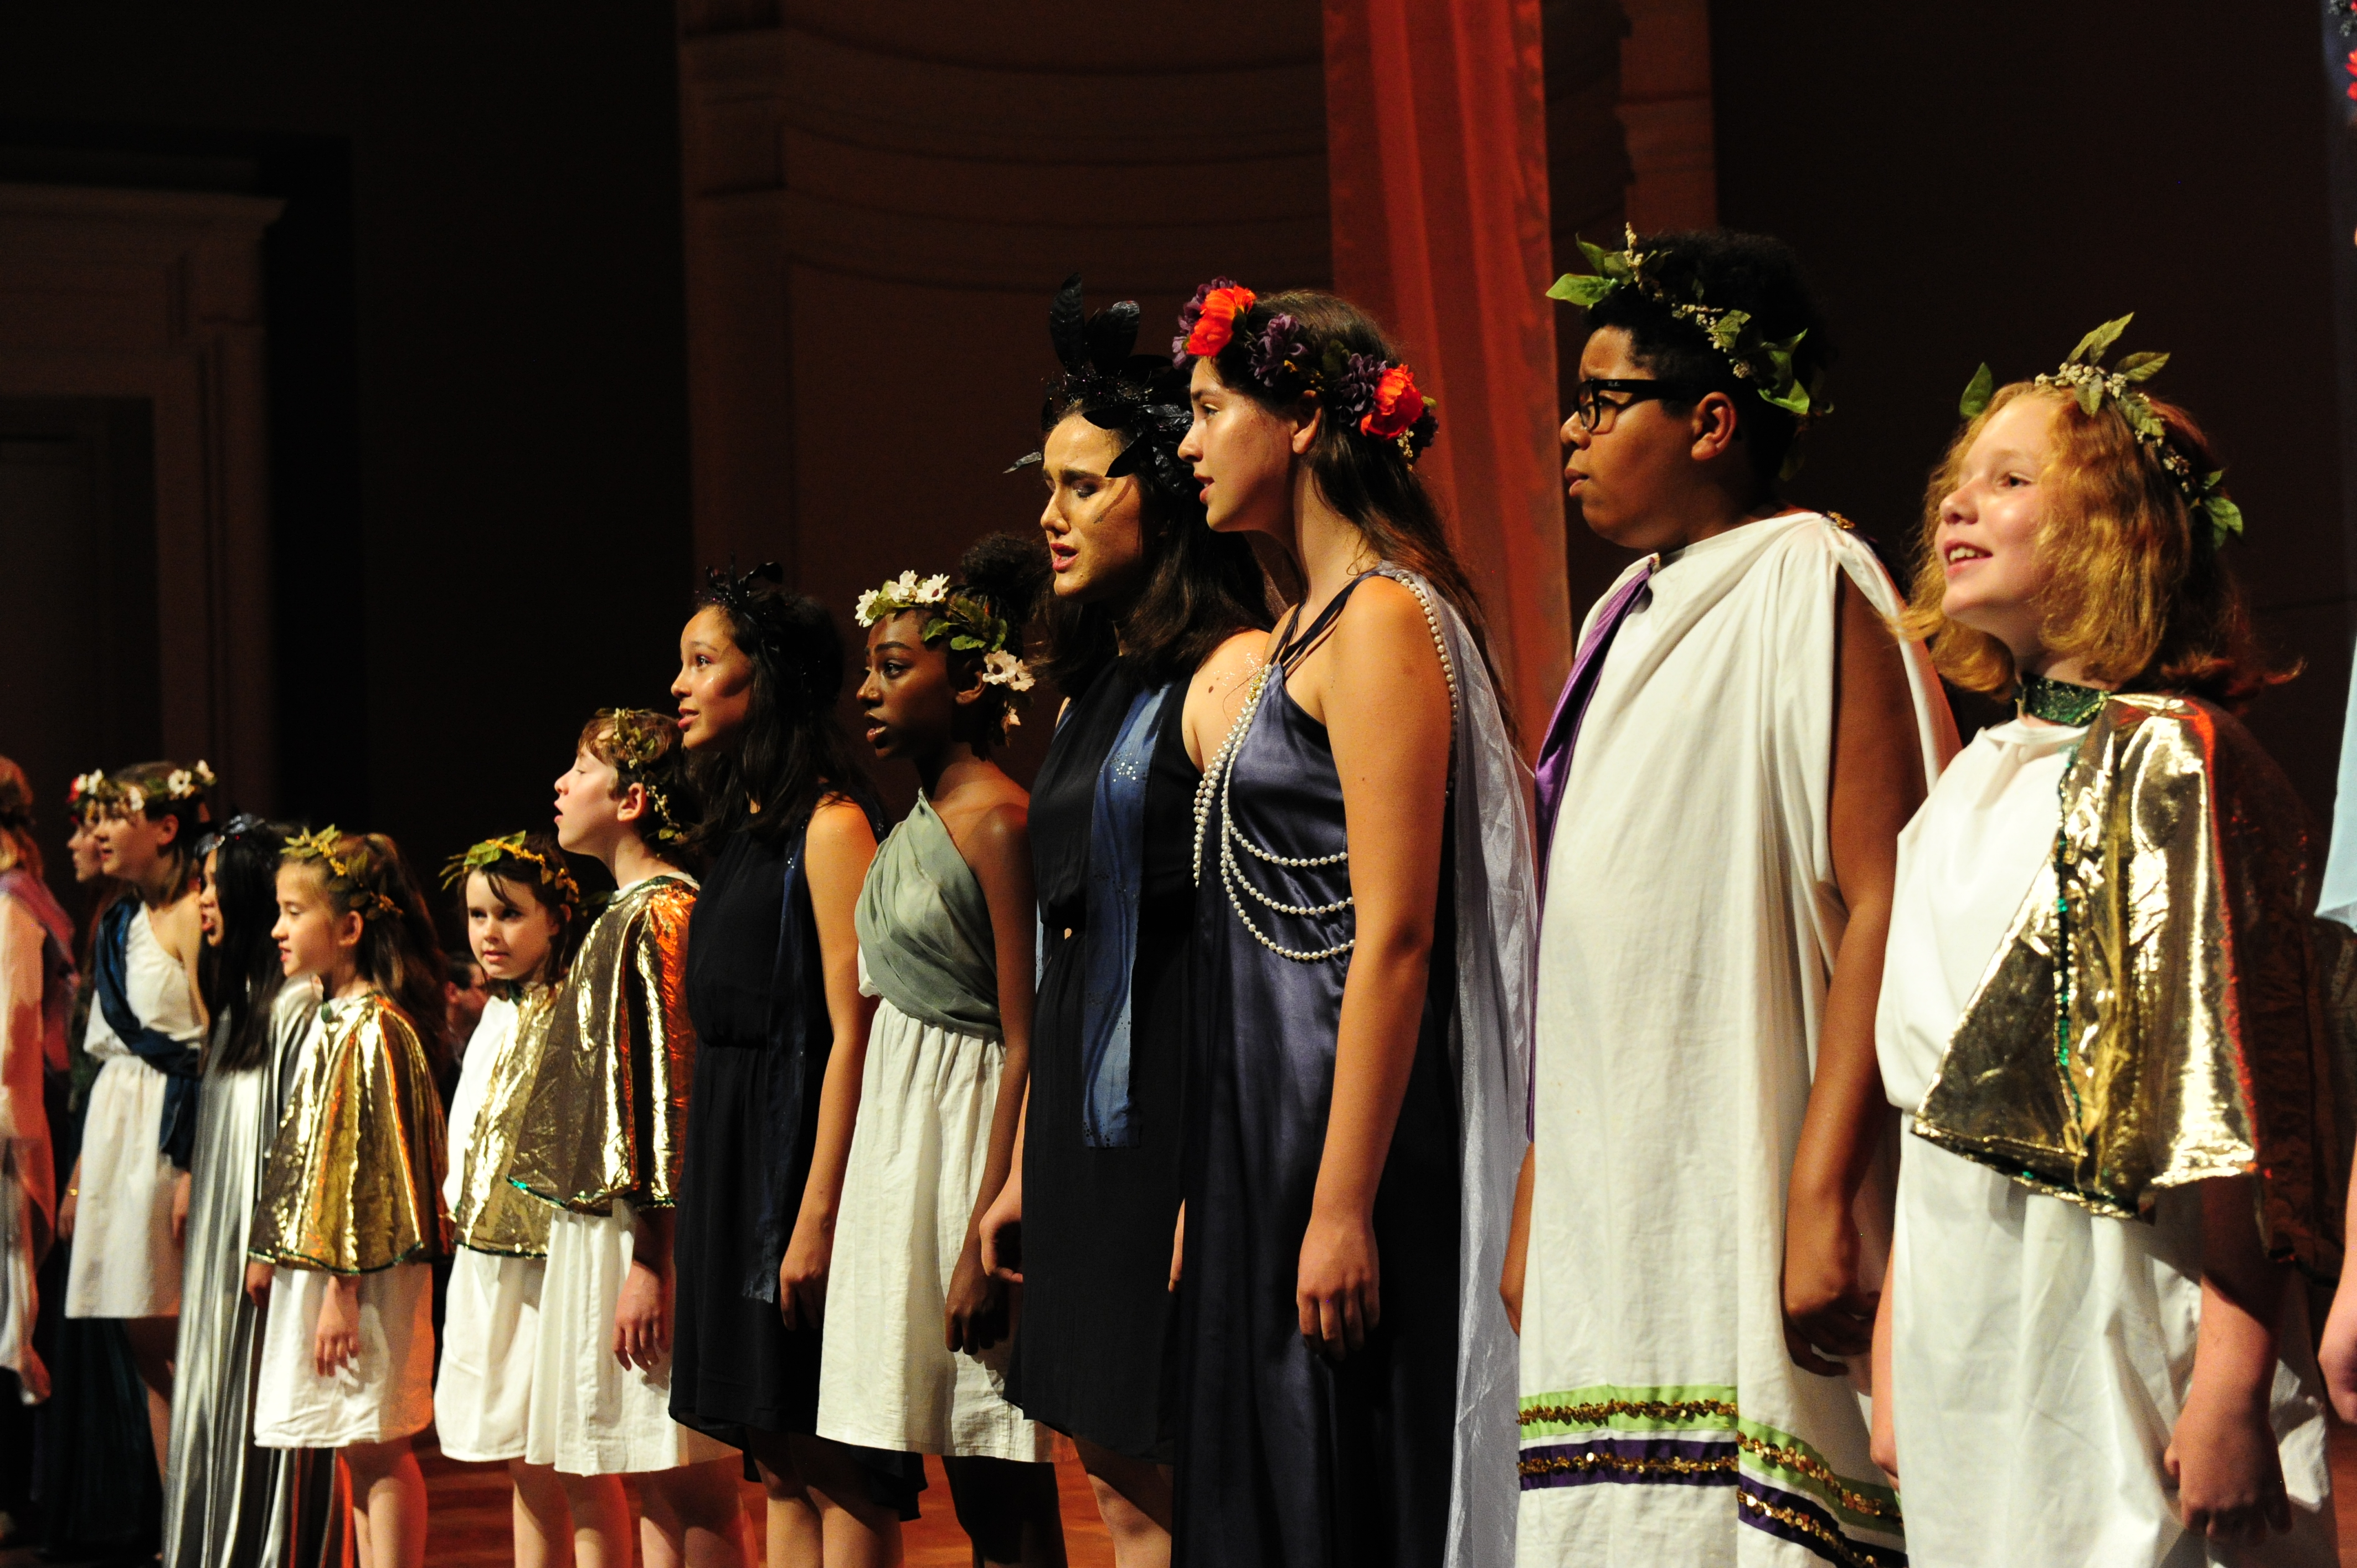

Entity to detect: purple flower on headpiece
[1329,352,1387,422]
[1247,313,1309,388]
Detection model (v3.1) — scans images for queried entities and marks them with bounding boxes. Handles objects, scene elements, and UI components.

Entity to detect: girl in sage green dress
[818,538,1065,1566]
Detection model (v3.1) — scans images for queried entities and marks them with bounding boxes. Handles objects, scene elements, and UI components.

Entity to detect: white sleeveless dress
[66,903,200,1319]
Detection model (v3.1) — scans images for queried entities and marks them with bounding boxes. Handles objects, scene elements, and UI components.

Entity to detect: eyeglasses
[1568,377,1705,434]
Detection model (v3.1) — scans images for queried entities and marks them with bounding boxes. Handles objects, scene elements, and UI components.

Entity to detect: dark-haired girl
[819,539,1063,1566]
[1506,229,1948,1566]
[246,829,451,1568]
[163,817,344,1568]
[434,833,583,1568]
[1881,333,2335,1562]
[1169,281,1535,1566]
[976,275,1270,1567]
[667,574,915,1566]
[67,760,214,1482]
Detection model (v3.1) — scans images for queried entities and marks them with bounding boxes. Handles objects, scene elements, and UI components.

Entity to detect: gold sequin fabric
[249,993,451,1272]
[1914,694,2351,1277]
[506,875,697,1215]
[451,984,559,1255]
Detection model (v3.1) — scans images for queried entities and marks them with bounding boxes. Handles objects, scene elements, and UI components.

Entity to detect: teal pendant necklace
[2018,669,2105,726]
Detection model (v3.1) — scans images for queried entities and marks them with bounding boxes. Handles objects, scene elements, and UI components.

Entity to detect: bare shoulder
[807,795,878,855]
[1327,575,1444,673]
[1191,627,1268,699]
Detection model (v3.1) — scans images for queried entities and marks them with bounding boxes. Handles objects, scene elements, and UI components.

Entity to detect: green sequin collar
[2017,670,2106,726]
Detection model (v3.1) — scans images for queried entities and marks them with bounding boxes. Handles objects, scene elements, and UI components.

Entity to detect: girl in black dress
[977,275,1270,1565]
[667,570,918,1567]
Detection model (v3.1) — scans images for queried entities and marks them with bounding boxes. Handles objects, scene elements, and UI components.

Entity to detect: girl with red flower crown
[1169,282,1534,1567]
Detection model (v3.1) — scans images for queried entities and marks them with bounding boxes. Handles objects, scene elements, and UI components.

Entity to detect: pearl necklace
[1192,568,1460,964]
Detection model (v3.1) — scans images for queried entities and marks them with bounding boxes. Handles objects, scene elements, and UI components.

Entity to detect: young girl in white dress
[245,828,452,1568]
[1874,322,2338,1564]
[66,760,213,1483]
[821,541,1064,1566]
[434,832,587,1568]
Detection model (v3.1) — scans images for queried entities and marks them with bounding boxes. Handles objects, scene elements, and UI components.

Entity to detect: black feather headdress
[1011,273,1197,506]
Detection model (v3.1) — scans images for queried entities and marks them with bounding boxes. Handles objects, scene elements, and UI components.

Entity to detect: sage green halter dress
[814,796,1051,1462]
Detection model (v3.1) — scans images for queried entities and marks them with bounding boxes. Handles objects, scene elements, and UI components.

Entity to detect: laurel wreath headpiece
[1548,225,1825,453]
[854,572,1036,700]
[1958,313,2244,549]
[593,709,691,845]
[440,831,583,912]
[284,826,403,922]
[77,760,215,818]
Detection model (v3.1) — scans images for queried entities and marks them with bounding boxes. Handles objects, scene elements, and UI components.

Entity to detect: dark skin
[856,608,1037,1358]
[1499,328,1933,1381]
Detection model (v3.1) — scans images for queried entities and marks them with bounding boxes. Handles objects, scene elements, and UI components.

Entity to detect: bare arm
[779,798,881,1330]
[615,1206,675,1370]
[1298,579,1453,1359]
[1501,1144,1535,1334]
[1783,576,1924,1374]
[2167,1177,2294,1544]
[979,1087,1027,1281]
[2319,1168,2357,1420]
[946,800,1036,1354]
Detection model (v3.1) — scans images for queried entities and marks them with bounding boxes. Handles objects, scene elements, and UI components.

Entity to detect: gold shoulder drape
[506,875,697,1215]
[1913,694,2354,1278]
[249,993,451,1273]
[451,984,559,1255]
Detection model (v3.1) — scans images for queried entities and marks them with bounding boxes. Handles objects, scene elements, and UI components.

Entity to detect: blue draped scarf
[1078,680,1172,1147]
[92,900,202,1169]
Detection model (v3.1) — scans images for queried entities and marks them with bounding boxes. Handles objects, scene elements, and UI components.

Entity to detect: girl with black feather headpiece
[977,274,1272,1557]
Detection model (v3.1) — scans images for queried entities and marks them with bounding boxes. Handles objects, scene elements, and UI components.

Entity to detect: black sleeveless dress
[1005,659,1196,1463]
[1174,572,1461,1567]
[670,803,922,1510]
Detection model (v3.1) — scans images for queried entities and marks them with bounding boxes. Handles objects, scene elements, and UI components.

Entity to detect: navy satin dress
[1175,573,1461,1567]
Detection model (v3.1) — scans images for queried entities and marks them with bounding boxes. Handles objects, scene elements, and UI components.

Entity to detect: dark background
[1,1,2349,909]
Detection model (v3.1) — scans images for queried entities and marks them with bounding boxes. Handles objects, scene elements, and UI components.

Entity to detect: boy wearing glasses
[1503,229,1954,1566]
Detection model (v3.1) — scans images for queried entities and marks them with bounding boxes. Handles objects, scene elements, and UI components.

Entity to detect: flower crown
[284,826,403,923]
[594,709,692,846]
[1547,226,1824,450]
[1958,314,2244,549]
[853,572,1037,697]
[440,831,583,912]
[1171,277,1440,463]
[80,760,216,818]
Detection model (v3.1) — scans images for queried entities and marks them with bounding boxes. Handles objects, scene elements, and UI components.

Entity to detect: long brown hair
[0,757,42,882]
[1898,383,2293,708]
[1202,288,1503,700]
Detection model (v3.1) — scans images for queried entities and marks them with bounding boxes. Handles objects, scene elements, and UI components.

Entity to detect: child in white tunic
[1875,337,2339,1564]
[434,833,585,1568]
[823,554,1064,1561]
[506,711,743,1567]
[246,829,452,1568]
[70,760,214,1483]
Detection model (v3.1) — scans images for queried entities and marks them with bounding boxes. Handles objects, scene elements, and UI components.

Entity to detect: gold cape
[249,993,451,1273]
[1913,693,2355,1278]
[506,874,696,1215]
[451,984,559,1256]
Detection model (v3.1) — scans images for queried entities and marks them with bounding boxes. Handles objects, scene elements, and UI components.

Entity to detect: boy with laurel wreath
[1505,230,1953,1567]
[506,710,747,1568]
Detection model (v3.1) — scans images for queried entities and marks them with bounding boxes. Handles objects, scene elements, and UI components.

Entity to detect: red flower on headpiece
[1360,364,1427,440]
[1183,286,1258,358]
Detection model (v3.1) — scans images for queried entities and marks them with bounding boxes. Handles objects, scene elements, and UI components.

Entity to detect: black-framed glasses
[1569,377,1705,434]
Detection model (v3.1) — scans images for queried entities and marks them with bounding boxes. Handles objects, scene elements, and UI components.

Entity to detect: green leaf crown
[439,830,583,911]
[1546,224,1826,431]
[1957,314,2243,549]
[284,825,403,922]
[593,709,691,846]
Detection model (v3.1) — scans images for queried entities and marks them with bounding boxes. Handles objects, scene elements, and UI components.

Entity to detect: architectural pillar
[1324,0,1572,742]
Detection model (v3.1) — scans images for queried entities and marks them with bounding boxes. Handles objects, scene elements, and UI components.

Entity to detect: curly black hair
[1583,229,1834,489]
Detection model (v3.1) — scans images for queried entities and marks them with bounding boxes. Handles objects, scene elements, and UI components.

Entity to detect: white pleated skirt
[434,1249,545,1462]
[65,1054,181,1319]
[253,1262,434,1448]
[815,997,1051,1462]
[525,1201,732,1476]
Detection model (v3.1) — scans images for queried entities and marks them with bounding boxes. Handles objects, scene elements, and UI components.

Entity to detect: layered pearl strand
[1191,568,1459,964]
